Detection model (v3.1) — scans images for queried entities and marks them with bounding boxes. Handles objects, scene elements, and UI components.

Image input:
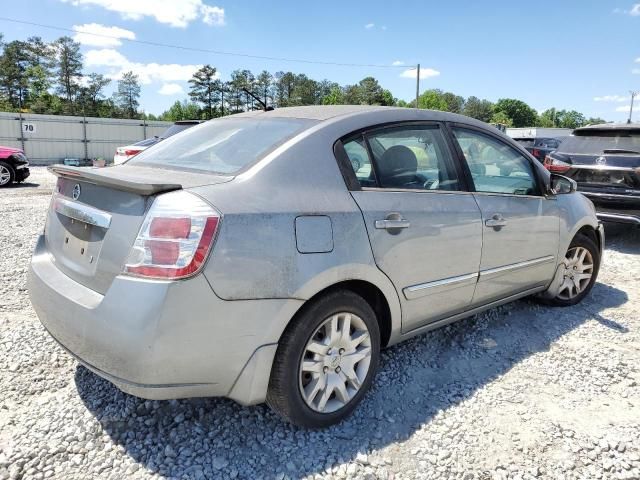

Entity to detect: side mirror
[549,173,577,195]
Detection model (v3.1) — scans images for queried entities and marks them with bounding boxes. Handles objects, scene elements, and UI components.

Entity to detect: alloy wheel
[556,246,594,300]
[0,165,11,185]
[298,312,372,413]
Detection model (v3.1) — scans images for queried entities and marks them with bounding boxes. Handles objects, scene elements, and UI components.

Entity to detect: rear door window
[128,117,317,174]
[343,124,462,191]
[343,137,375,187]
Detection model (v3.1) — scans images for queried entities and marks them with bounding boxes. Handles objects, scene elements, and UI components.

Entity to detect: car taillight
[532,148,540,158]
[123,191,220,279]
[543,155,571,173]
[124,149,141,157]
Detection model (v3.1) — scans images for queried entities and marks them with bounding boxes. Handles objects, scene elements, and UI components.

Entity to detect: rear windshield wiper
[602,148,640,154]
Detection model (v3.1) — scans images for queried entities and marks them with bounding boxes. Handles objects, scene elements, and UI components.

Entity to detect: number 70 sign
[22,123,36,134]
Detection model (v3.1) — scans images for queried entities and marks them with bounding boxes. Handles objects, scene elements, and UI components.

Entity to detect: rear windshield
[514,138,535,147]
[134,138,159,147]
[160,123,197,139]
[534,137,561,148]
[128,117,316,174]
[559,130,640,154]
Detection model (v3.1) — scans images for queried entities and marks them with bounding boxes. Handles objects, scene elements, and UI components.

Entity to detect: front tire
[266,290,380,428]
[545,233,600,306]
[0,161,15,187]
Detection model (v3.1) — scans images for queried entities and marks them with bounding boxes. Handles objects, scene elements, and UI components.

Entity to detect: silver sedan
[29,106,603,428]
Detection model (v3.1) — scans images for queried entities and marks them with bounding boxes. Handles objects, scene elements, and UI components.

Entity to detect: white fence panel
[0,111,172,165]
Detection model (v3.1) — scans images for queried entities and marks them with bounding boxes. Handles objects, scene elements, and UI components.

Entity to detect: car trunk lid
[561,153,640,194]
[46,165,231,294]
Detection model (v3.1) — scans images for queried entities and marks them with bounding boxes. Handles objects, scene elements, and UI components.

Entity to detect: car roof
[574,122,640,133]
[233,105,485,125]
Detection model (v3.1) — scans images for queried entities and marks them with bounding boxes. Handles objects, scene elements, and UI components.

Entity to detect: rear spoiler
[48,165,182,196]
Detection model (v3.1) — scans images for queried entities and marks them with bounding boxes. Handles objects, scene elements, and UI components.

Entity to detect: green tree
[490,111,513,127]
[493,98,537,127]
[291,74,318,105]
[537,108,558,127]
[322,86,344,105]
[274,71,295,107]
[0,40,32,109]
[356,77,385,105]
[556,110,586,129]
[53,36,83,112]
[441,91,465,113]
[254,70,273,108]
[78,73,111,116]
[585,117,606,126]
[114,71,141,119]
[463,96,494,122]
[343,84,363,104]
[417,89,448,110]
[188,65,219,119]
[160,100,201,121]
[316,79,339,104]
[381,89,395,106]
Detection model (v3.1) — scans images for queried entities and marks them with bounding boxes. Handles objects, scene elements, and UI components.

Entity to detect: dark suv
[544,123,640,225]
[514,137,565,162]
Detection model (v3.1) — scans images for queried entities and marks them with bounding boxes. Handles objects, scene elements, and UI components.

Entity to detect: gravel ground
[1,167,639,480]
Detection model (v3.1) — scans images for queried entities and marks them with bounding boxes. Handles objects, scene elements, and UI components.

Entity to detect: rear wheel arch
[289,280,393,348]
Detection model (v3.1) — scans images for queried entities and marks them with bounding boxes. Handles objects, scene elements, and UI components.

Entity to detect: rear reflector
[124,191,220,279]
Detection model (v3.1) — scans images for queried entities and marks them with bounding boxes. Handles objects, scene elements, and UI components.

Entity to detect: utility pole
[628,91,638,124]
[415,64,420,109]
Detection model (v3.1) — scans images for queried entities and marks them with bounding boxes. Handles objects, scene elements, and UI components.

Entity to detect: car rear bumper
[28,235,303,404]
[582,192,640,225]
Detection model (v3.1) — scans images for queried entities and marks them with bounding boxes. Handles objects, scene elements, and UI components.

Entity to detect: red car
[0,146,30,187]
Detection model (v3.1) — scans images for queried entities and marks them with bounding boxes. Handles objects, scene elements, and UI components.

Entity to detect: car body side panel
[555,192,603,258]
[29,234,304,401]
[471,194,560,304]
[351,190,482,332]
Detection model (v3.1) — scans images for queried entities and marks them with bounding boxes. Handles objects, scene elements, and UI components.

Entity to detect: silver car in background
[29,106,603,428]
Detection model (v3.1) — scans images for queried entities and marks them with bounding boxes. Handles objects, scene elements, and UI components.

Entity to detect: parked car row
[29,106,604,428]
[543,123,640,225]
[513,136,567,162]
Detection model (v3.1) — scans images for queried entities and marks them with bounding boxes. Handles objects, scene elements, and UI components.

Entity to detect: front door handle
[485,213,507,228]
[375,212,410,232]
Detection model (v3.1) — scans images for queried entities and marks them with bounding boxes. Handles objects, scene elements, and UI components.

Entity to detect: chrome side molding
[53,195,112,229]
[404,272,478,300]
[479,255,555,280]
[403,255,557,300]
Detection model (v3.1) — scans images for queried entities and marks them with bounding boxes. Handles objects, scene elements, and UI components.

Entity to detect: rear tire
[266,290,380,428]
[0,161,15,187]
[543,233,600,307]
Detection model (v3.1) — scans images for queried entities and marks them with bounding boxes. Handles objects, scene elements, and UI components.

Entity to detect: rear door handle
[375,219,411,230]
[485,214,507,228]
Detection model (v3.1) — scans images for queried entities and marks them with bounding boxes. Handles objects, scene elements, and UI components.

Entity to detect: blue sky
[3,0,640,120]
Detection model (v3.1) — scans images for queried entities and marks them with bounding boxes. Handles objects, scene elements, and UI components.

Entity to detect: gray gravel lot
[1,167,639,480]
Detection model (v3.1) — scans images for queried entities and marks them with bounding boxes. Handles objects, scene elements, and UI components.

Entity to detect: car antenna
[242,88,274,111]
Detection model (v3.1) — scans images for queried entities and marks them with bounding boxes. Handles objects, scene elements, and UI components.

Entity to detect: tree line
[0,33,607,128]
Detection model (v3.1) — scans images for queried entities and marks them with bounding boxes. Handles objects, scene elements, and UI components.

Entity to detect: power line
[0,16,415,69]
